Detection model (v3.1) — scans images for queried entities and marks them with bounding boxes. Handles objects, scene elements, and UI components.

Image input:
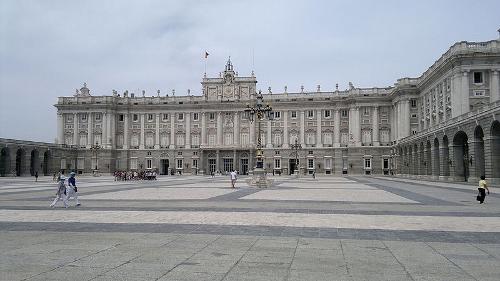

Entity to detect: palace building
[1,36,499,183]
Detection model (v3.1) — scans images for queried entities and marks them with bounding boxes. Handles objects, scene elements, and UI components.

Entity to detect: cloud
[1,0,499,141]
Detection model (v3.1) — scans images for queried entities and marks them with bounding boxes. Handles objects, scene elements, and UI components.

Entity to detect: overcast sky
[1,0,499,142]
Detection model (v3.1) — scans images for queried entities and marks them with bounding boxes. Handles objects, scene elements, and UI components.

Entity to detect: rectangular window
[118,114,124,122]
[411,99,417,108]
[341,110,348,117]
[95,113,101,121]
[411,114,417,118]
[473,72,483,84]
[178,113,184,120]
[324,110,331,118]
[274,158,281,169]
[291,111,297,118]
[130,158,138,170]
[193,113,199,121]
[82,114,87,121]
[192,159,198,168]
[307,110,314,118]
[147,114,153,121]
[364,159,371,168]
[274,111,281,119]
[146,159,152,169]
[324,158,332,169]
[363,107,369,115]
[474,90,485,96]
[209,112,215,120]
[308,159,314,169]
[177,159,183,169]
[383,159,389,169]
[133,114,138,122]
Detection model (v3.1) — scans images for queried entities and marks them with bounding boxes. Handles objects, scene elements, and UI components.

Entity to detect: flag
[204,51,209,58]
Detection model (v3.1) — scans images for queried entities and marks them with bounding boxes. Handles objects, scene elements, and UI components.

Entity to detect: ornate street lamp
[243,90,273,187]
[244,90,273,169]
[90,142,101,175]
[290,139,302,175]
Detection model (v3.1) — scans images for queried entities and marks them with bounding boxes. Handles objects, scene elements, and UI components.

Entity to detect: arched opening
[30,149,40,176]
[0,147,10,177]
[491,121,500,179]
[413,144,419,175]
[473,126,485,179]
[433,138,440,177]
[43,151,51,176]
[419,142,425,175]
[403,146,409,175]
[15,148,25,176]
[442,136,450,177]
[453,131,469,182]
[426,140,432,175]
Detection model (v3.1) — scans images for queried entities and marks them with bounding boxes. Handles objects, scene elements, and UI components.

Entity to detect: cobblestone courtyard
[1,175,499,281]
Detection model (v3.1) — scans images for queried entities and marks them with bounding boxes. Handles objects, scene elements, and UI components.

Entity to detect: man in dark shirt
[67,172,81,206]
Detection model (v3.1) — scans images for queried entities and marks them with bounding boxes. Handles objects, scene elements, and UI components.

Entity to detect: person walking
[66,172,80,206]
[477,175,491,204]
[230,170,238,188]
[34,171,38,182]
[50,176,68,208]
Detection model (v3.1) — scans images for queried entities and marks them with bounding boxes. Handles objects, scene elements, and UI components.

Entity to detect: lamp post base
[246,167,273,188]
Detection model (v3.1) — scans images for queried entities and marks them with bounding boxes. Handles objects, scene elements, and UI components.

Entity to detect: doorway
[240,158,248,175]
[223,158,234,173]
[289,159,298,175]
[160,159,169,175]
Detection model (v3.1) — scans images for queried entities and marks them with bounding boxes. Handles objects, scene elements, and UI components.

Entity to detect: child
[50,176,68,208]
[477,176,491,204]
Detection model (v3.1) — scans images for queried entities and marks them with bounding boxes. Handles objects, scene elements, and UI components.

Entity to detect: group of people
[50,171,80,208]
[113,170,157,181]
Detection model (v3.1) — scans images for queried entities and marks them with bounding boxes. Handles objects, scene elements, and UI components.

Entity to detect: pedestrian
[230,170,237,188]
[50,176,68,208]
[312,171,316,179]
[477,175,491,204]
[53,172,57,181]
[66,172,81,206]
[35,171,38,182]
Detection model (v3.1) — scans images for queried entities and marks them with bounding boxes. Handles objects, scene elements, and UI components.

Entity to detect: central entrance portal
[240,158,248,175]
[160,159,169,175]
[289,159,298,175]
[223,158,234,173]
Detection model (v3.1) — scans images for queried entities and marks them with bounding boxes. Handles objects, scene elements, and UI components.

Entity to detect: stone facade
[2,37,499,182]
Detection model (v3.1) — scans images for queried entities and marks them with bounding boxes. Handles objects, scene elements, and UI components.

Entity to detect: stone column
[391,104,397,142]
[316,109,322,148]
[432,142,440,179]
[349,107,360,146]
[300,111,305,146]
[451,72,462,118]
[87,112,93,147]
[57,112,64,144]
[266,119,272,148]
[123,113,129,149]
[372,106,379,146]
[139,114,145,150]
[185,112,191,149]
[403,100,410,137]
[250,118,255,145]
[333,109,340,147]
[484,134,498,184]
[155,113,160,149]
[102,112,107,147]
[439,145,448,180]
[461,71,470,115]
[283,110,289,149]
[490,70,500,103]
[107,112,112,148]
[110,113,116,149]
[201,112,207,146]
[233,112,240,146]
[217,112,223,145]
[448,144,458,181]
[169,114,175,149]
[73,113,78,145]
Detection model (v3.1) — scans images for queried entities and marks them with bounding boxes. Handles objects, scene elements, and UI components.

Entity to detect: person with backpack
[50,176,68,208]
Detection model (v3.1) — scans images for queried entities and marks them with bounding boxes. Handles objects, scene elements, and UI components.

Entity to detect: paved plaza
[0,175,499,281]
